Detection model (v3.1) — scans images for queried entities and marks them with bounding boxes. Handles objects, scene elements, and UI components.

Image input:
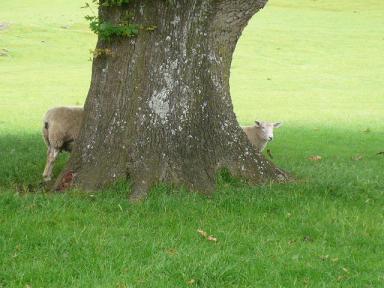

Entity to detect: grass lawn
[0,0,383,287]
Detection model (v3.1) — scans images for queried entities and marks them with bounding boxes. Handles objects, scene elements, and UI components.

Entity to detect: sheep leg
[43,147,60,182]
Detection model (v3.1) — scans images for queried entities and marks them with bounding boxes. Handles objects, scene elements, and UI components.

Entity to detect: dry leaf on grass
[197,229,217,243]
[165,248,177,256]
[308,155,322,161]
[197,229,208,238]
[207,235,217,242]
[352,155,363,161]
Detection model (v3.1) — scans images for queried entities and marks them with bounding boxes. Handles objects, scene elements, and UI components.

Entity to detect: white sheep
[42,106,84,181]
[242,121,283,152]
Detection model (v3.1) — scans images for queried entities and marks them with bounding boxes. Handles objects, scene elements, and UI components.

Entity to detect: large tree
[54,0,289,200]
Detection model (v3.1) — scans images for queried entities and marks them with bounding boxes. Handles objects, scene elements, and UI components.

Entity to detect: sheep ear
[274,122,283,128]
[255,121,261,127]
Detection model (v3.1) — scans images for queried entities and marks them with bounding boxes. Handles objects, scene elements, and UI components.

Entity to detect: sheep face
[254,121,282,142]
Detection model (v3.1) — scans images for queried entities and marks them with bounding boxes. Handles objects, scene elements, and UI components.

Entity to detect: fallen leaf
[207,235,217,242]
[352,155,363,161]
[197,229,217,243]
[308,155,322,161]
[165,248,177,256]
[197,229,208,238]
[187,279,195,285]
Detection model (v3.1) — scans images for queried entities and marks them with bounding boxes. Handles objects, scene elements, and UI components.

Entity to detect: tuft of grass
[0,0,383,287]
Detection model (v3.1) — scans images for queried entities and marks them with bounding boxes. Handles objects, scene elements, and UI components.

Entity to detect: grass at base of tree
[0,0,383,287]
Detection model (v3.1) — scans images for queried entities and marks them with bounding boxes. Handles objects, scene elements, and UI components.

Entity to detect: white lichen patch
[211,74,222,91]
[164,71,175,88]
[208,51,220,64]
[171,16,181,26]
[170,59,178,71]
[139,4,144,16]
[149,88,170,123]
[148,58,180,123]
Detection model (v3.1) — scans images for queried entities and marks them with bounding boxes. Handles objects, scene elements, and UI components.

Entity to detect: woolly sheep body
[42,106,84,181]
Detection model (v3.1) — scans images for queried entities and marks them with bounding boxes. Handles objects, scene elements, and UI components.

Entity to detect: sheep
[242,121,283,152]
[42,106,84,181]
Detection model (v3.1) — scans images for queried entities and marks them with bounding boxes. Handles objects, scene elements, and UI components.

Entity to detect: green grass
[1,0,384,287]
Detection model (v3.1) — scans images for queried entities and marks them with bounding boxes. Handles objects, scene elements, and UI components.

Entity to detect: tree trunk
[55,0,289,200]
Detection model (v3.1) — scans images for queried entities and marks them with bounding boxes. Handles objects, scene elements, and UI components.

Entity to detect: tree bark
[55,0,289,200]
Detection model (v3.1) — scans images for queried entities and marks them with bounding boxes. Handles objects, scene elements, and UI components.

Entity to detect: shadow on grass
[0,132,69,191]
[0,127,382,199]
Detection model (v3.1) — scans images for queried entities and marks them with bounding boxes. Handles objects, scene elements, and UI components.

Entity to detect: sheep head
[254,121,283,142]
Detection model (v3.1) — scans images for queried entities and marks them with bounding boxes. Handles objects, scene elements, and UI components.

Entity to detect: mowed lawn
[0,0,384,287]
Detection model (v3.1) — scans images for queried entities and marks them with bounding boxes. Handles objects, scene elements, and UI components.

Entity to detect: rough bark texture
[55,0,289,200]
